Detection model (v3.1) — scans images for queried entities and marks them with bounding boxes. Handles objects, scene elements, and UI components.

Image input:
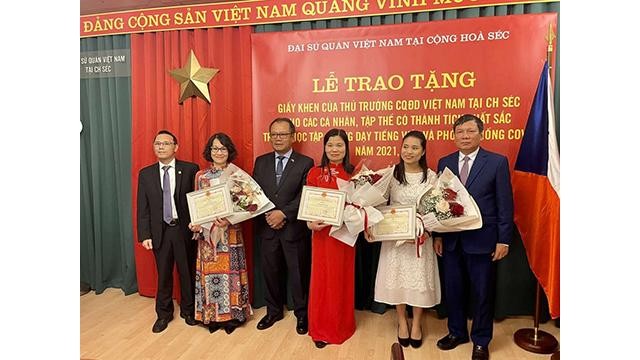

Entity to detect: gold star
[169,50,219,103]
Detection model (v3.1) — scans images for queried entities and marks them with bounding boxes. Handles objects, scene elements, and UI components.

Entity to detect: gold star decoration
[169,50,219,103]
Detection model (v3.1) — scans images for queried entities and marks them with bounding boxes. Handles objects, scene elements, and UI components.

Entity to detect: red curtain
[130,27,254,300]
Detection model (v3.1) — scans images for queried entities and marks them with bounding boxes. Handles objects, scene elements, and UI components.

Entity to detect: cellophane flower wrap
[220,163,275,225]
[416,167,482,232]
[330,164,394,247]
[199,163,275,250]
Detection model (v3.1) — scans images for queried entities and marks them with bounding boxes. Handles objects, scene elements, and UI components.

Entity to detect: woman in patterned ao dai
[188,133,252,334]
[368,130,441,349]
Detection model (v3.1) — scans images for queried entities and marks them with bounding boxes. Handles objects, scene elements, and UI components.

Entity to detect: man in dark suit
[252,118,314,335]
[433,114,514,360]
[137,130,199,333]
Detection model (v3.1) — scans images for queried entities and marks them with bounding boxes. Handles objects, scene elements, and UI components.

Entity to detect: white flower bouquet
[329,164,394,247]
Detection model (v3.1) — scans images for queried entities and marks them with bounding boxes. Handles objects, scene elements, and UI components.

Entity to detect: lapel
[265,152,277,188]
[173,160,184,201]
[277,151,297,188]
[465,148,487,187]
[446,153,459,177]
[152,164,163,195]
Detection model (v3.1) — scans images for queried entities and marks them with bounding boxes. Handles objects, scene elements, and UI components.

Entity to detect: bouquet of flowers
[198,163,275,249]
[350,170,383,187]
[221,163,275,225]
[416,167,482,232]
[231,185,259,212]
[330,164,394,246]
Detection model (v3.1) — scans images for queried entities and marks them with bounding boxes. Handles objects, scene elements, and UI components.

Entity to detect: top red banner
[81,0,555,38]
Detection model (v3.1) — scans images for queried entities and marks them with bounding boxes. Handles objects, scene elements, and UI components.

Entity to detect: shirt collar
[158,158,176,169]
[459,147,480,162]
[275,149,293,160]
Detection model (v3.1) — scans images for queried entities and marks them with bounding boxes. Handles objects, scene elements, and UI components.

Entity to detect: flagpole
[546,20,561,360]
[513,284,559,354]
[513,22,559,358]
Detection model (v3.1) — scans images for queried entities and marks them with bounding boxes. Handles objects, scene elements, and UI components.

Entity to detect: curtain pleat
[80,35,137,295]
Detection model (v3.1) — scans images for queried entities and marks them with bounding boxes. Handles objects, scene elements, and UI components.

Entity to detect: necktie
[460,156,470,185]
[162,165,173,224]
[275,156,285,185]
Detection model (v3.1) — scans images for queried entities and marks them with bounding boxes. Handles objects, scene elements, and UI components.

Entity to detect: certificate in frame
[370,204,416,241]
[297,185,346,227]
[186,183,233,225]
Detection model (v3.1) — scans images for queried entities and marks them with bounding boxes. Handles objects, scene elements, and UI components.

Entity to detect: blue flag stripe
[515,61,549,176]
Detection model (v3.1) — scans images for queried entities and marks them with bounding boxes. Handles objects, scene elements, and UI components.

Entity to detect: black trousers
[442,243,496,347]
[152,223,196,320]
[261,235,311,319]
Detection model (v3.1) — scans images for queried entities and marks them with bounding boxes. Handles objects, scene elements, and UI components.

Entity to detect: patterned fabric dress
[194,167,252,325]
[306,164,356,345]
[374,168,441,308]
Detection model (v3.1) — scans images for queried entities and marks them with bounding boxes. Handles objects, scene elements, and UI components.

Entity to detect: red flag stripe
[513,171,560,318]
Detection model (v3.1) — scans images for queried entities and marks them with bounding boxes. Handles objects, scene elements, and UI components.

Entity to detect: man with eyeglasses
[136,130,200,333]
[252,118,314,335]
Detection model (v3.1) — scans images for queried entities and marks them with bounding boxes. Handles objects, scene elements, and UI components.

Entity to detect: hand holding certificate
[186,183,234,225]
[369,205,416,241]
[297,186,347,227]
[187,163,275,249]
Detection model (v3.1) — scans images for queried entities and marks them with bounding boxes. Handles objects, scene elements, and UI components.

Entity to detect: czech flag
[513,61,560,319]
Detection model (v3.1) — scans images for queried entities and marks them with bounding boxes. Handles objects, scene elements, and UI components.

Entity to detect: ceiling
[81,0,239,16]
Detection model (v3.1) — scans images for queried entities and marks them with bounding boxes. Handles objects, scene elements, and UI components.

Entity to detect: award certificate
[297,186,346,227]
[186,183,233,225]
[370,204,416,241]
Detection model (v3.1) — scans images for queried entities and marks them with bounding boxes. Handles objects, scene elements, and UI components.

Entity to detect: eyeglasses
[269,132,292,139]
[154,141,175,147]
[455,129,480,136]
[210,147,228,153]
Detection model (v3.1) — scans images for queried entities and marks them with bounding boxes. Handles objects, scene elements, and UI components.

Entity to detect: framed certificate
[186,183,234,225]
[297,185,346,227]
[370,204,416,241]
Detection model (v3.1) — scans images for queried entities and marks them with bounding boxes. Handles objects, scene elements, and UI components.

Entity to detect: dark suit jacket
[436,147,514,254]
[137,159,199,249]
[253,151,314,241]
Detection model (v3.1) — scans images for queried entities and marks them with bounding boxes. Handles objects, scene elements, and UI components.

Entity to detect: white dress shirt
[458,147,480,175]
[275,148,293,173]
